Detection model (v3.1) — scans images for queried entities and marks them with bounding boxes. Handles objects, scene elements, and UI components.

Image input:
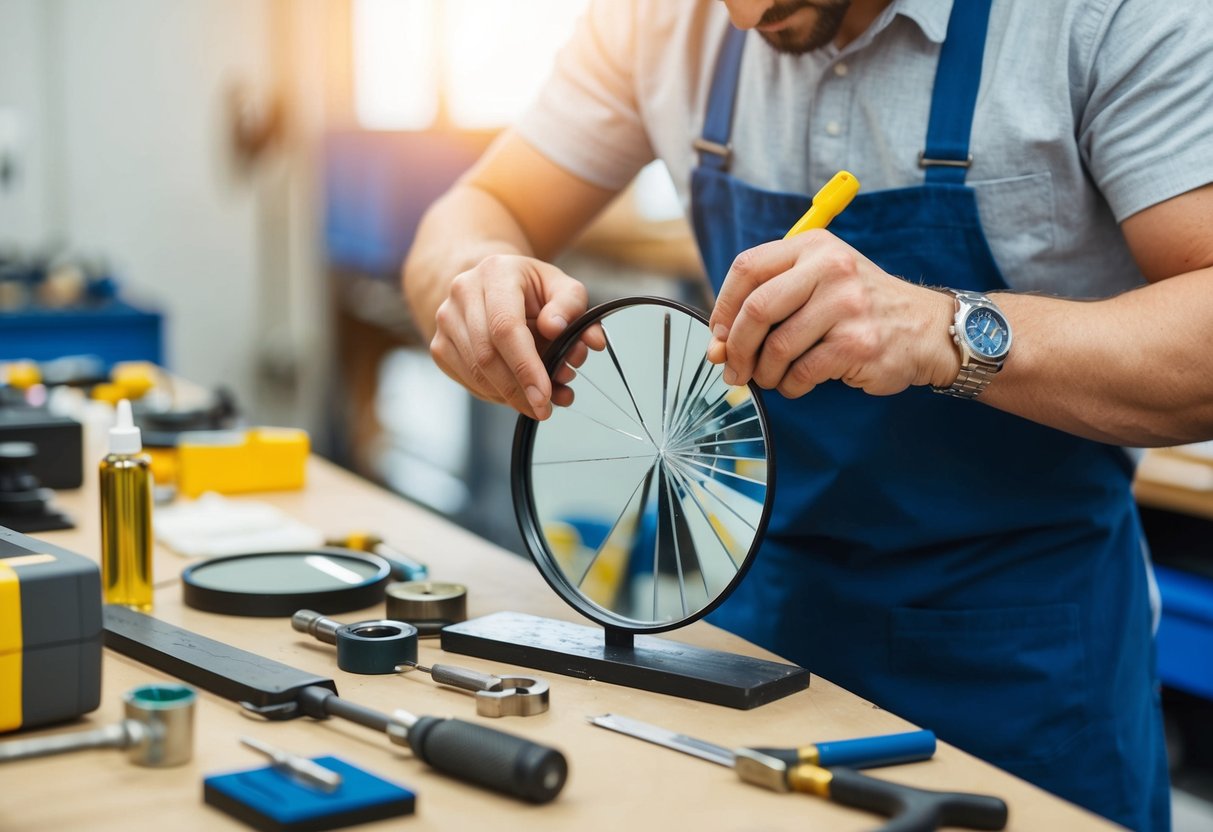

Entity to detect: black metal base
[440,611,809,710]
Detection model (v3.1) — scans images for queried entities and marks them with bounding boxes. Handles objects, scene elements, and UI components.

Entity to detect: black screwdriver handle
[408,716,568,804]
[826,767,1008,832]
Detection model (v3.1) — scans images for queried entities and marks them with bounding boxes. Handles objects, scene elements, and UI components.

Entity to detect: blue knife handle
[815,730,936,769]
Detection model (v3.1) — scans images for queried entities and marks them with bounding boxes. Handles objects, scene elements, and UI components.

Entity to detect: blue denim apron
[694,3,1169,829]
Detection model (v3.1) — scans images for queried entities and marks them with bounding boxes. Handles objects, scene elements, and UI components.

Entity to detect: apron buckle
[918,150,973,169]
[693,137,733,169]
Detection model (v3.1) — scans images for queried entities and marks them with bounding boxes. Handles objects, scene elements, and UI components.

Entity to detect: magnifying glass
[182,549,393,616]
[441,298,809,708]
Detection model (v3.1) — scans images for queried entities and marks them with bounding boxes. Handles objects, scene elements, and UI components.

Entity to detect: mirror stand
[440,611,809,710]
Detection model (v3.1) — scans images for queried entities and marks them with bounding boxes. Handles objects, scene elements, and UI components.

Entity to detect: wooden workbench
[0,457,1118,831]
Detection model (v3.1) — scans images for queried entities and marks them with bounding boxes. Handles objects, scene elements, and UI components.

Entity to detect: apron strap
[920,0,996,184]
[695,26,747,172]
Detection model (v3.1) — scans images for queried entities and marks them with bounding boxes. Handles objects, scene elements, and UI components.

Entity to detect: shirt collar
[890,0,953,45]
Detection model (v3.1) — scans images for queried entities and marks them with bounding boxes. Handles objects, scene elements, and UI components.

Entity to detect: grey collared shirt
[517,0,1213,298]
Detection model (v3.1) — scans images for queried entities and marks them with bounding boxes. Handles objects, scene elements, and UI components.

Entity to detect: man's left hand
[706,229,960,397]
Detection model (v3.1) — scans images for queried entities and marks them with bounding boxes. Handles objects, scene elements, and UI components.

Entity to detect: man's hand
[706,230,958,397]
[430,253,604,420]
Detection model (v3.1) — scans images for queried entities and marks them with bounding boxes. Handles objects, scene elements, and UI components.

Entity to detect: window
[352,0,590,131]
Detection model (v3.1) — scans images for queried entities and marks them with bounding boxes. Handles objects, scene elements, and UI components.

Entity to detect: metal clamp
[292,610,418,674]
[399,662,550,718]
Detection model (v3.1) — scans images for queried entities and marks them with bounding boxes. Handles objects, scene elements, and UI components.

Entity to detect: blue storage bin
[0,300,164,368]
[1156,564,1213,701]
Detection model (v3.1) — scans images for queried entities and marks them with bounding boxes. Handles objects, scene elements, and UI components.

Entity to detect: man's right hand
[430,253,604,420]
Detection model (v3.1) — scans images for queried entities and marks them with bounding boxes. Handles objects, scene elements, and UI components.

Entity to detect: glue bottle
[100,399,154,611]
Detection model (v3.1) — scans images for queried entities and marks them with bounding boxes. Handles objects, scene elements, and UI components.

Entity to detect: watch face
[964,307,1011,359]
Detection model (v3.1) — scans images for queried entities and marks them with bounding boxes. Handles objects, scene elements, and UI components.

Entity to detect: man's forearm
[403,184,534,341]
[984,268,1213,447]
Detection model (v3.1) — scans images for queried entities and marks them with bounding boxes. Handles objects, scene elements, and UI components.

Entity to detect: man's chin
[760,29,828,55]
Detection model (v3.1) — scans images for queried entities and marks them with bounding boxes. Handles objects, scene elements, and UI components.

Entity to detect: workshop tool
[385,580,467,635]
[589,713,936,769]
[589,714,1007,832]
[1,526,101,733]
[706,169,859,366]
[0,683,195,767]
[398,661,550,718]
[103,605,568,803]
[292,610,419,674]
[330,532,429,581]
[100,399,154,612]
[240,736,343,793]
[205,755,416,832]
[182,548,394,616]
[291,609,547,717]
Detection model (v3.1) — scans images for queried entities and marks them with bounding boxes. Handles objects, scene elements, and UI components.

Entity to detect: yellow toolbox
[1,526,102,733]
[175,428,309,498]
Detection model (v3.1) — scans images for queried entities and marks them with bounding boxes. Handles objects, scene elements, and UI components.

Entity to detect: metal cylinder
[385,581,467,634]
[292,609,341,645]
[123,683,196,767]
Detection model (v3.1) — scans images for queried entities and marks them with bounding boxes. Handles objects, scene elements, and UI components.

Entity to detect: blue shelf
[0,300,164,368]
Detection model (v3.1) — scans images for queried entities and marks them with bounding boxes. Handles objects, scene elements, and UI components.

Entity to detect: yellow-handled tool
[708,170,860,366]
[784,169,860,239]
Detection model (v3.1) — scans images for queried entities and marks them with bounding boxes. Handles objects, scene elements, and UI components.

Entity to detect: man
[404,1,1213,828]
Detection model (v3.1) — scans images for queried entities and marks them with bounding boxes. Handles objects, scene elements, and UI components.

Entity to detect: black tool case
[0,525,102,732]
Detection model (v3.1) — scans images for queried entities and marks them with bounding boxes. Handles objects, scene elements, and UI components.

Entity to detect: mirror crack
[575,463,658,590]
[671,454,768,487]
[668,413,763,454]
[601,323,657,445]
[665,456,761,533]
[664,319,693,439]
[564,406,650,444]
[665,462,736,584]
[668,393,755,451]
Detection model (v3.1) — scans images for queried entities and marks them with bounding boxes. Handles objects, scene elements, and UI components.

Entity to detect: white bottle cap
[109,399,143,455]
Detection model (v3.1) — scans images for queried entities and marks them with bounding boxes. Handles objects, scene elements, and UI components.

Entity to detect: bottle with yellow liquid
[100,399,153,611]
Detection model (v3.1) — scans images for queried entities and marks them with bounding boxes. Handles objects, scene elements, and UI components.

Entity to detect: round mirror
[181,549,392,616]
[513,297,775,633]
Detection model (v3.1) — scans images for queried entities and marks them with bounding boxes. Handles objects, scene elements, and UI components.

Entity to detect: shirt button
[825,120,843,136]
[833,62,849,77]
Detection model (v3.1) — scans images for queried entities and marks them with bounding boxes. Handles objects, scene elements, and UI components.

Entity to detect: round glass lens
[187,552,383,593]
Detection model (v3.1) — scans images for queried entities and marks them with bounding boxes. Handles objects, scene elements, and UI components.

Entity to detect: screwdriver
[327,531,429,581]
[707,169,861,366]
[589,713,935,770]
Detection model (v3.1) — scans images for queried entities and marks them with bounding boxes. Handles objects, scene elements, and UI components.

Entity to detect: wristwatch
[933,289,1012,399]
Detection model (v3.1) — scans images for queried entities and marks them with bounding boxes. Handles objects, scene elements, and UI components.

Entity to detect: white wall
[55,0,274,407]
[0,0,330,430]
[0,0,55,243]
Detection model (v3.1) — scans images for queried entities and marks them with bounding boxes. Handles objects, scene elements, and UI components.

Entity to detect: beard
[758,0,853,54]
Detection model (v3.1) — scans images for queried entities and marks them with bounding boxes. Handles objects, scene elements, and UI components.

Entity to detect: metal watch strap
[933,290,1004,399]
[940,363,998,400]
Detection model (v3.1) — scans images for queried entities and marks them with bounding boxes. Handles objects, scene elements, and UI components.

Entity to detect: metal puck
[385,581,468,636]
